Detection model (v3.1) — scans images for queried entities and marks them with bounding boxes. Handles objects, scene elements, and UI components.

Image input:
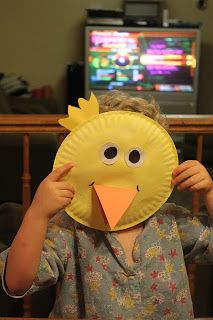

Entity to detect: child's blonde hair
[98,90,169,130]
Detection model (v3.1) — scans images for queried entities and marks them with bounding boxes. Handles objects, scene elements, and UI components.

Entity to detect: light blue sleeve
[0,211,75,297]
[172,204,213,264]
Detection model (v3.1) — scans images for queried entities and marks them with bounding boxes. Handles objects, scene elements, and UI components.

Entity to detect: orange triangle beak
[94,184,137,229]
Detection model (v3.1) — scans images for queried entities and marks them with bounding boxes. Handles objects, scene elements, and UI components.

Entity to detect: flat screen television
[84,26,201,114]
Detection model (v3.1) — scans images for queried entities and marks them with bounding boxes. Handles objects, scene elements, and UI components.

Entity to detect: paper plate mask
[53,93,178,231]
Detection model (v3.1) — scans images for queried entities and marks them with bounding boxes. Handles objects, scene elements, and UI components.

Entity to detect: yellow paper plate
[53,111,178,231]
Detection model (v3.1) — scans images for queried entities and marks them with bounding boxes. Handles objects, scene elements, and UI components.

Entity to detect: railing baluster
[22,133,32,317]
[192,134,204,213]
[22,133,31,216]
[58,133,66,146]
[188,134,204,301]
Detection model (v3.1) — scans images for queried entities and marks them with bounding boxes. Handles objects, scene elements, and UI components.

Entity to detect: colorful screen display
[87,29,198,93]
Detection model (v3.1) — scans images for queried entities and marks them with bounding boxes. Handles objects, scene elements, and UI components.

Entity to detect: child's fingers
[189,180,208,192]
[48,163,74,182]
[172,166,201,185]
[60,189,75,199]
[172,160,212,193]
[172,160,198,178]
[177,173,204,190]
[63,197,73,207]
[57,181,75,192]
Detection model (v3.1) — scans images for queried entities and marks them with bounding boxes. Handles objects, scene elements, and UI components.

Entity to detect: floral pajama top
[1,202,213,319]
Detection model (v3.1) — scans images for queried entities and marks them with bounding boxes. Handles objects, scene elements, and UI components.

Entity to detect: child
[1,91,213,320]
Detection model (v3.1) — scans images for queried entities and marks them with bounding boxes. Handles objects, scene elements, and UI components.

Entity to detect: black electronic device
[86,8,124,26]
[66,62,84,108]
[124,0,161,26]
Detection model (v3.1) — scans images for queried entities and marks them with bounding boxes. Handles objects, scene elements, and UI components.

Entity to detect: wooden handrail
[0,114,213,133]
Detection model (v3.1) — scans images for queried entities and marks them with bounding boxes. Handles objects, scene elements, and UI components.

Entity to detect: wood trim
[0,114,213,133]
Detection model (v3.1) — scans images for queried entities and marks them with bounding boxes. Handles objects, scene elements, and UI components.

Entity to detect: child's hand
[172,160,213,194]
[30,163,74,220]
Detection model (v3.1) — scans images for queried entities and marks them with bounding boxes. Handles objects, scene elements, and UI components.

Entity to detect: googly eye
[125,148,144,167]
[100,143,119,165]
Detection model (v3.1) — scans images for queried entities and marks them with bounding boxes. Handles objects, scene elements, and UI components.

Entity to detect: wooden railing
[0,114,213,316]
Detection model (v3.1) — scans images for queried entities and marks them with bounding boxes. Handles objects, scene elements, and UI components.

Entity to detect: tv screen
[85,26,201,114]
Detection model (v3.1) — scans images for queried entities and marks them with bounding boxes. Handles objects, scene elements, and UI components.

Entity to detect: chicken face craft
[53,93,178,231]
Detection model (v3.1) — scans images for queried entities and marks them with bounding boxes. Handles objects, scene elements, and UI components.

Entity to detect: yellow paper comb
[59,92,99,131]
